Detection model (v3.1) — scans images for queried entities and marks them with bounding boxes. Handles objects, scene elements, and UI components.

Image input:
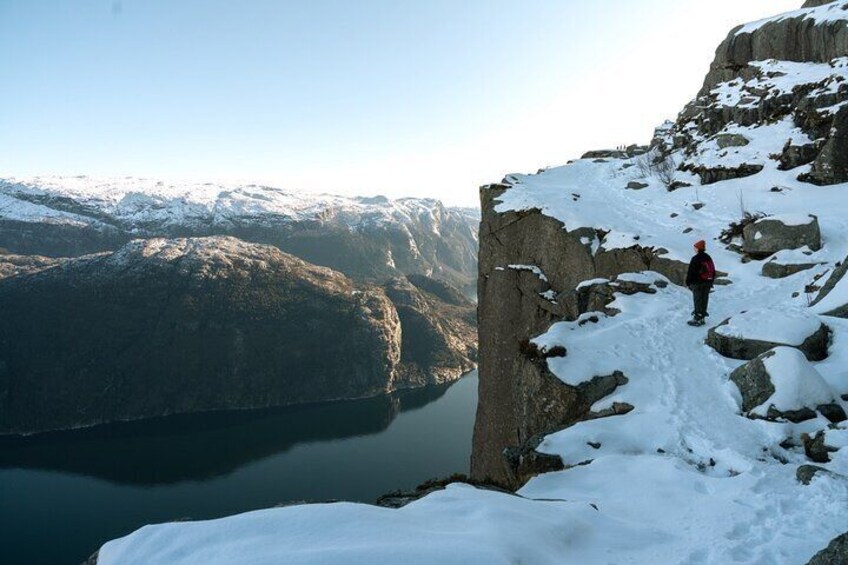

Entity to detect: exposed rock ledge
[471,184,686,488]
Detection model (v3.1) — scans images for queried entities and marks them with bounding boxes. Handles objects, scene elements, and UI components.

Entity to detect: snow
[749,347,833,416]
[767,246,819,266]
[575,277,609,290]
[685,118,811,171]
[0,176,468,238]
[539,289,557,302]
[99,484,666,565]
[506,264,548,282]
[764,213,817,227]
[714,307,823,346]
[615,271,667,286]
[709,59,847,111]
[735,1,848,35]
[94,141,848,565]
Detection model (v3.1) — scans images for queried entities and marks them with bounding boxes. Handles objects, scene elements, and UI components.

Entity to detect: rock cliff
[0,236,475,435]
[472,0,848,489]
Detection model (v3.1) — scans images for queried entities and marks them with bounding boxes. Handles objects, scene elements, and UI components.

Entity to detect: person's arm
[686,257,698,287]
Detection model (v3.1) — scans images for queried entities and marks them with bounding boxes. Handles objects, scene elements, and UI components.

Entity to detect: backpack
[700,257,716,282]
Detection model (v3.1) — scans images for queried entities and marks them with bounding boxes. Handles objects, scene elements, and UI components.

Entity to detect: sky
[1,0,801,206]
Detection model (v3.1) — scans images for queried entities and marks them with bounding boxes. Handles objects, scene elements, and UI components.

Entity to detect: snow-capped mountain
[0,176,478,293]
[92,2,848,564]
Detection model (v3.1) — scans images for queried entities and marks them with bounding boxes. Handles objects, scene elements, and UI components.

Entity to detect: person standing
[686,240,715,326]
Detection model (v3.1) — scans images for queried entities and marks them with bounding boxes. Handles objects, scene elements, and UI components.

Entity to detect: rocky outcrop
[472,184,673,488]
[682,163,764,185]
[761,259,820,278]
[729,347,839,422]
[0,252,64,280]
[743,215,822,258]
[812,256,848,316]
[729,352,778,413]
[807,531,848,565]
[808,105,848,185]
[383,276,477,389]
[0,236,475,435]
[655,3,848,188]
[700,2,848,93]
[706,310,829,361]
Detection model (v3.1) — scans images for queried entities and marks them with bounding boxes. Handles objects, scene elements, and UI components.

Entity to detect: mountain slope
[0,176,478,294]
[0,237,476,435]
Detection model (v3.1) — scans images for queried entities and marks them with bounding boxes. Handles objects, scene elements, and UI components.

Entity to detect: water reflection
[0,382,452,485]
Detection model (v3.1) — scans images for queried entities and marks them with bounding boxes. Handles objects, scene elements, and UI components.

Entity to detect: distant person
[686,240,715,327]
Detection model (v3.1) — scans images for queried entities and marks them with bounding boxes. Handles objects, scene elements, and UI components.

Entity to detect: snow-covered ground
[99,126,848,565]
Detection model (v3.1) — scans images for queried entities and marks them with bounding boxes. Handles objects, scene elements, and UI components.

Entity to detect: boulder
[803,431,835,464]
[707,309,829,361]
[807,531,848,565]
[684,163,764,185]
[742,214,822,258]
[778,140,819,170]
[761,259,820,279]
[626,181,649,190]
[817,403,848,423]
[796,464,835,486]
[807,104,848,186]
[812,257,848,317]
[729,347,834,420]
[715,133,749,148]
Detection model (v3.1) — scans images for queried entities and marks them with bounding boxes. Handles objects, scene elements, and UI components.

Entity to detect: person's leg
[691,287,698,319]
[694,284,708,319]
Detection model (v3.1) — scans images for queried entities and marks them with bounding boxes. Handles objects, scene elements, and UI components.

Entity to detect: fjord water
[0,371,478,565]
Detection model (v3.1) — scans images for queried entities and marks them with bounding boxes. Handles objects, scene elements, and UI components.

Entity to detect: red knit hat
[694,240,706,251]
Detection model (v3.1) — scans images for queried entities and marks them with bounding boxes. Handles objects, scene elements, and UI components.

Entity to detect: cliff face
[0,236,475,435]
[471,186,687,487]
[472,0,848,488]
[701,1,848,93]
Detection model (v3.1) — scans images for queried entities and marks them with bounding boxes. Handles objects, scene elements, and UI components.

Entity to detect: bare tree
[634,148,678,190]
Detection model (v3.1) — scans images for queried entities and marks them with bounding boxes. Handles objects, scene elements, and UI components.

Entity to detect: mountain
[0,236,476,435]
[92,2,848,563]
[0,176,478,295]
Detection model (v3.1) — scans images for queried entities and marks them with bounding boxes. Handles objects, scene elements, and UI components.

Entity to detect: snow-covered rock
[807,530,848,565]
[743,214,822,258]
[761,247,822,278]
[813,255,848,317]
[729,346,837,422]
[707,308,830,361]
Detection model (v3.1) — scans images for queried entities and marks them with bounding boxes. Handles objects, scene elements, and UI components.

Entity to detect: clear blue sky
[1,0,799,205]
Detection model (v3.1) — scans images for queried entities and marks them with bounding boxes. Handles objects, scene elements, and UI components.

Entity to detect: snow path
[525,273,848,563]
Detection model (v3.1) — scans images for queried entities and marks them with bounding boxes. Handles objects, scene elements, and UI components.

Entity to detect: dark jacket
[686,251,715,287]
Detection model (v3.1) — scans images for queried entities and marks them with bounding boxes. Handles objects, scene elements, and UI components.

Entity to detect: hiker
[686,240,715,326]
